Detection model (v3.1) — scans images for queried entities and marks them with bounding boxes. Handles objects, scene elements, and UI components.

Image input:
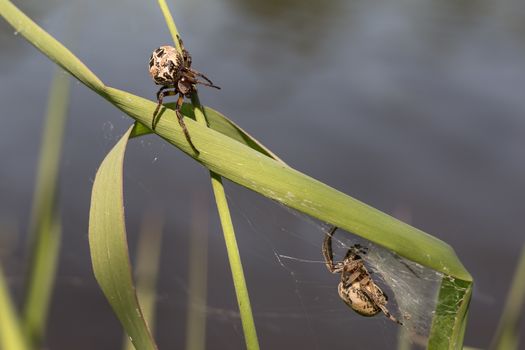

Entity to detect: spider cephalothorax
[149,35,220,153]
[322,226,402,325]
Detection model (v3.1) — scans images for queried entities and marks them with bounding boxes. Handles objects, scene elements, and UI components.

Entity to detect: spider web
[222,183,455,350]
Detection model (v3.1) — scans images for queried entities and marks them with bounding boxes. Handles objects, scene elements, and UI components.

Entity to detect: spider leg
[174,94,199,155]
[377,304,403,325]
[195,79,221,89]
[192,70,221,89]
[359,276,403,325]
[350,244,368,256]
[323,226,339,273]
[177,35,186,54]
[177,35,192,67]
[341,269,363,287]
[152,86,177,130]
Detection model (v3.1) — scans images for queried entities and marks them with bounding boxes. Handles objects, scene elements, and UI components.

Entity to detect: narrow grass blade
[490,244,525,350]
[123,209,164,350]
[157,1,261,347]
[209,173,260,350]
[0,0,103,91]
[189,63,260,350]
[105,86,470,279]
[89,124,157,350]
[0,266,29,350]
[0,1,471,279]
[22,217,61,347]
[179,104,285,164]
[130,104,285,164]
[184,193,209,350]
[0,0,283,164]
[428,277,472,349]
[22,68,70,348]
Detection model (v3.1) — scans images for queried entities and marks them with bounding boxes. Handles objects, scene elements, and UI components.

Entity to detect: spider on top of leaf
[148,35,220,154]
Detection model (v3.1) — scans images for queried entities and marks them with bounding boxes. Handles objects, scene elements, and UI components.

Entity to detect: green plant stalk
[192,94,260,350]
[208,172,260,350]
[157,1,260,348]
[0,266,29,350]
[490,244,525,350]
[123,209,164,350]
[157,0,182,54]
[23,68,70,347]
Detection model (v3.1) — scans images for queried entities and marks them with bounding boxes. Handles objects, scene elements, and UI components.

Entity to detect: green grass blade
[490,244,525,350]
[209,172,260,350]
[192,93,261,350]
[22,67,70,348]
[0,0,281,164]
[0,3,470,278]
[104,86,470,280]
[123,209,164,350]
[156,0,182,53]
[130,104,285,164]
[179,104,285,164]
[157,1,261,347]
[428,277,472,349]
[0,0,103,91]
[0,266,29,350]
[89,124,157,350]
[4,11,471,282]
[190,74,260,350]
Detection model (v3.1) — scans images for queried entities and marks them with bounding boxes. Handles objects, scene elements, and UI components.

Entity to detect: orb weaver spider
[148,35,220,154]
[322,226,402,325]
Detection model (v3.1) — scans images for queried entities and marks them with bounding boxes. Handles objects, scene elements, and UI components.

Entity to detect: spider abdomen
[338,282,383,317]
[148,45,183,85]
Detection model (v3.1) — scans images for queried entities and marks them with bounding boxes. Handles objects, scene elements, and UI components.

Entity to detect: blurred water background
[1,0,525,348]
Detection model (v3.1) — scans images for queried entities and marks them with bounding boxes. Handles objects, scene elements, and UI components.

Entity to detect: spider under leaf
[323,226,403,325]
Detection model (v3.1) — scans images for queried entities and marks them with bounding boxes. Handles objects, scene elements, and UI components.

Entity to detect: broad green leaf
[89,124,157,350]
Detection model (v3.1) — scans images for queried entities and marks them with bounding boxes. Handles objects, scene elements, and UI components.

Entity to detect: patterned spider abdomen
[148,46,182,85]
[338,281,385,317]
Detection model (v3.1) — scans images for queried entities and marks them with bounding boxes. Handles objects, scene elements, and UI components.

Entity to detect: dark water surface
[1,0,525,348]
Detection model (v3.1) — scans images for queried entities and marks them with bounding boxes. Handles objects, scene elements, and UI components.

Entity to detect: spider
[322,226,402,325]
[148,35,220,153]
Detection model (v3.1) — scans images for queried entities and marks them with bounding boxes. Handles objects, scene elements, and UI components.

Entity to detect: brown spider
[322,226,402,325]
[148,35,220,154]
